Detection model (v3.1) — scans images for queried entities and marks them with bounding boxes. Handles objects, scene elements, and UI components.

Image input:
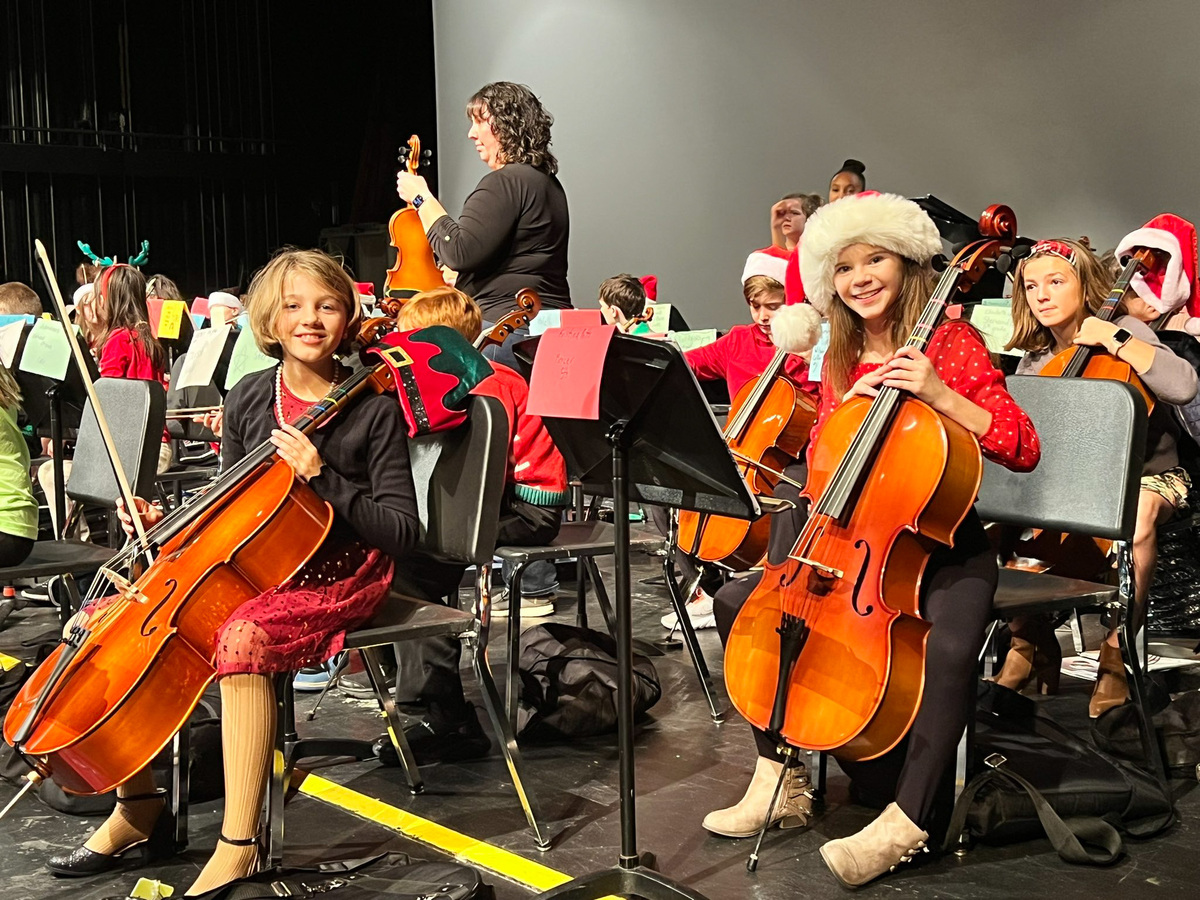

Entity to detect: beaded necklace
[273,363,342,427]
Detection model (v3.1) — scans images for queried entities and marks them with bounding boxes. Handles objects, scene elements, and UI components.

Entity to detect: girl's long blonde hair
[823,255,934,399]
[1006,238,1115,354]
[0,364,21,411]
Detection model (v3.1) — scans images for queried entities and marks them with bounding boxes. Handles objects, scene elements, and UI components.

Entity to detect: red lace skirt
[214,539,394,676]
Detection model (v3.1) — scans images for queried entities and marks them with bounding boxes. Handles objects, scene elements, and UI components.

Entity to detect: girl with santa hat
[998,228,1199,716]
[703,192,1040,889]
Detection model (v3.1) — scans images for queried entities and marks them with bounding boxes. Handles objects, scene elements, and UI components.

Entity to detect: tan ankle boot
[819,802,929,888]
[702,755,812,838]
[1089,642,1129,718]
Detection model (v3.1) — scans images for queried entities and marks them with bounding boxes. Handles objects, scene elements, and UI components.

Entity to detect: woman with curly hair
[397,80,572,364]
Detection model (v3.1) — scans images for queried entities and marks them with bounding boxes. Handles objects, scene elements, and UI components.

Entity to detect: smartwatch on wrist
[412,194,426,209]
[1110,327,1132,353]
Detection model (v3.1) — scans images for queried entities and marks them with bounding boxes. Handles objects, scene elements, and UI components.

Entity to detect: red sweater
[685,323,818,399]
[98,327,169,443]
[808,320,1040,472]
[472,361,570,506]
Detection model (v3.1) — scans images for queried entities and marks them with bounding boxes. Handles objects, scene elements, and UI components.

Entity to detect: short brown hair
[246,249,361,358]
[0,282,42,317]
[598,274,647,321]
[742,275,785,305]
[780,192,824,219]
[1007,238,1114,355]
[395,286,483,342]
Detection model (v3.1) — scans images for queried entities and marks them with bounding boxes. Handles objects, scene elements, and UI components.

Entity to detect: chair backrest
[66,378,167,507]
[976,376,1146,542]
[406,393,508,566]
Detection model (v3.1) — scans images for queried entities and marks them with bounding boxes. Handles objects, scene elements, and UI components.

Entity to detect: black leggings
[0,532,33,567]
[714,474,996,831]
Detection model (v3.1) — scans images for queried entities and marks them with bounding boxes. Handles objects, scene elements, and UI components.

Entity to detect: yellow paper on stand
[970,301,1022,357]
[156,300,187,339]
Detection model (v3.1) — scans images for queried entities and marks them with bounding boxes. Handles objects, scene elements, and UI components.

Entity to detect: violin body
[676,363,817,571]
[385,206,445,297]
[724,396,981,760]
[384,135,446,298]
[1038,349,1155,416]
[4,459,332,794]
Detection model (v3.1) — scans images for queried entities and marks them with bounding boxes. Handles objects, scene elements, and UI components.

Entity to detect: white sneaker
[493,591,556,618]
[661,591,716,631]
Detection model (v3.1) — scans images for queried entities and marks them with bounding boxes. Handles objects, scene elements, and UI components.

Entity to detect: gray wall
[433,0,1200,328]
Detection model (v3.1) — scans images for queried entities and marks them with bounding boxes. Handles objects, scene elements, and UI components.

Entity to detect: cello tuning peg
[995,252,1014,275]
[421,149,432,161]
[930,254,949,273]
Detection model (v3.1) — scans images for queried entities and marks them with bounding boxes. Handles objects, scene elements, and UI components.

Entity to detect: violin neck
[1060,256,1141,379]
[151,363,380,547]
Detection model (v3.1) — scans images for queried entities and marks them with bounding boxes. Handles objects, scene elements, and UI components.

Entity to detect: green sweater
[0,405,37,540]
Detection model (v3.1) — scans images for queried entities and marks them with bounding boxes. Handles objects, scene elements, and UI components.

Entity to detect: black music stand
[516,333,756,900]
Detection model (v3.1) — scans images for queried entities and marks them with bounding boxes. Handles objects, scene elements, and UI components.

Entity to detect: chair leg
[584,557,617,638]
[169,723,190,852]
[266,676,290,869]
[663,553,724,723]
[506,559,528,729]
[360,646,423,794]
[575,555,588,629]
[467,632,551,851]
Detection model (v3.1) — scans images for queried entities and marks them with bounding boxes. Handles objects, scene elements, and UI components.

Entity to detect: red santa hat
[1115,213,1199,333]
[740,248,790,285]
[639,274,658,302]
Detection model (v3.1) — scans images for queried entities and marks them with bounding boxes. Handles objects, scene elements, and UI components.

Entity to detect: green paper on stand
[18,318,75,381]
[224,327,275,390]
[669,329,719,352]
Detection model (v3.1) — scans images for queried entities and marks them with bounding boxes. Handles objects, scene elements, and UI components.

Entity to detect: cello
[384,135,446,298]
[4,250,413,798]
[676,348,817,570]
[724,205,1017,761]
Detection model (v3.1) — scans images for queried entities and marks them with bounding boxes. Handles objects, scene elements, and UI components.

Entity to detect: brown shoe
[819,802,929,889]
[702,755,813,838]
[1089,642,1129,718]
[992,617,1061,695]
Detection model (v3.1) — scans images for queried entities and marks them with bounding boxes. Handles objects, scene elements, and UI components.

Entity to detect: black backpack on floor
[517,622,661,740]
[945,684,1175,865]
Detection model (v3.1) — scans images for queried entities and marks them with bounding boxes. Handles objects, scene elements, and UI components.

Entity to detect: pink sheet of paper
[527,324,616,420]
[191,296,211,319]
[559,308,602,328]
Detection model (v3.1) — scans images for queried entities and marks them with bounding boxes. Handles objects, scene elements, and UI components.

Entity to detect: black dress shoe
[46,791,171,878]
[373,706,491,766]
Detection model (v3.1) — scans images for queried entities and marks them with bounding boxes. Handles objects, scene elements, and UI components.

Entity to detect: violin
[384,135,446,299]
[723,205,1017,761]
[4,290,406,796]
[676,349,817,570]
[1010,245,1165,577]
[474,288,541,351]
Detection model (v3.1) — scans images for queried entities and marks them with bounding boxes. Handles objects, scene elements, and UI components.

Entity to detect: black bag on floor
[190,853,493,900]
[517,622,661,740]
[945,685,1175,865]
[1092,688,1200,777]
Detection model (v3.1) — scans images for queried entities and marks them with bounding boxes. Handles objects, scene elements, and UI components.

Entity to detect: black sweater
[221,367,420,560]
[427,163,572,318]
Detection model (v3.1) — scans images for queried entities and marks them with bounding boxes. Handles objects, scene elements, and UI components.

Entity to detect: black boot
[373,704,491,766]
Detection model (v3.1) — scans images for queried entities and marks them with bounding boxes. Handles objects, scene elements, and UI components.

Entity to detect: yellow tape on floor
[299,773,626,896]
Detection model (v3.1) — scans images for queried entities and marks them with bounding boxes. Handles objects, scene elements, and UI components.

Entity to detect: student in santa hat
[999,232,1198,717]
[703,192,1039,890]
[742,193,824,285]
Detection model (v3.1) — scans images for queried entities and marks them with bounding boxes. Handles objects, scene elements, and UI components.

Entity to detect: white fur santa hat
[799,192,942,315]
[1115,213,1200,335]
[769,301,824,360]
[740,249,789,286]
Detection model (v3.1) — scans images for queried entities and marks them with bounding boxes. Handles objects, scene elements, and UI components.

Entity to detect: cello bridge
[787,555,843,580]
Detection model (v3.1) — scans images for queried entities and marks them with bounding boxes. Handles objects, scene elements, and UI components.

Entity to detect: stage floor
[2,551,1199,900]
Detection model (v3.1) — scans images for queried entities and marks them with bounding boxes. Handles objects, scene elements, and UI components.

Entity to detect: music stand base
[534,863,712,900]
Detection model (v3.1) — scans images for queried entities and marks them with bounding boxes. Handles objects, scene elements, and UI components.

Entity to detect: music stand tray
[516,333,755,900]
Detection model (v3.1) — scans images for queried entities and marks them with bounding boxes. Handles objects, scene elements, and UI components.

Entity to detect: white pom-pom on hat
[770,302,823,360]
[799,192,942,315]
